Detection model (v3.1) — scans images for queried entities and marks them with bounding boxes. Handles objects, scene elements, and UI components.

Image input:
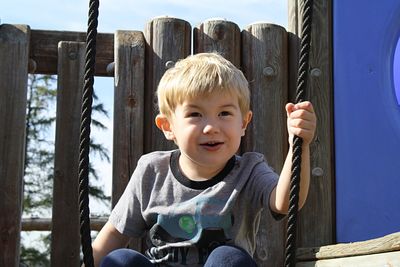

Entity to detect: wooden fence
[0,1,334,266]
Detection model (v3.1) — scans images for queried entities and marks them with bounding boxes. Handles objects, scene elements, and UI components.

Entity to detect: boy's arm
[270,144,311,214]
[91,221,130,267]
[269,101,316,214]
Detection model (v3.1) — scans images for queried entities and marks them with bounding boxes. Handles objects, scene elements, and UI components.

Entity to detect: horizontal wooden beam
[21,217,107,232]
[297,231,400,261]
[296,251,400,267]
[29,29,114,76]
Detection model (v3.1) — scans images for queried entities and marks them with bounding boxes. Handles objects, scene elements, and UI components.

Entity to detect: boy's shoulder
[140,149,175,159]
[236,151,277,173]
[237,151,265,164]
[137,149,176,167]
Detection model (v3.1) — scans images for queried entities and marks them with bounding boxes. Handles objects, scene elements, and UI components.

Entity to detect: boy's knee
[205,245,257,267]
[100,248,153,267]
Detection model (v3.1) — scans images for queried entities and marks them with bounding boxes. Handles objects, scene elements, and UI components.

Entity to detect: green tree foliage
[21,74,111,266]
[23,75,56,215]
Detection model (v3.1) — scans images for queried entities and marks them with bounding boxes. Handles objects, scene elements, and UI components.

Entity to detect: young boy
[91,53,316,267]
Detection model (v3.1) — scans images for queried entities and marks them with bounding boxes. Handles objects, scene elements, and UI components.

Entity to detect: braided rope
[284,0,313,266]
[78,0,99,266]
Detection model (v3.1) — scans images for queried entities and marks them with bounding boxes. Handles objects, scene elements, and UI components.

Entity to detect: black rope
[78,0,99,267]
[284,0,313,267]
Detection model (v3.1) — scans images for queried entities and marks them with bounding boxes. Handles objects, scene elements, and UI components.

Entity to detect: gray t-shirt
[109,149,281,266]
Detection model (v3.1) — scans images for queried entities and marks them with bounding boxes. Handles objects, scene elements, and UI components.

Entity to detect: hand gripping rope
[77,1,313,267]
[284,0,314,267]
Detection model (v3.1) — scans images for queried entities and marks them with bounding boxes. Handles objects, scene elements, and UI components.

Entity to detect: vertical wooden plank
[51,41,85,266]
[143,17,191,152]
[288,0,335,247]
[0,24,30,267]
[193,19,241,67]
[288,0,301,102]
[112,30,145,206]
[113,30,145,251]
[241,23,288,267]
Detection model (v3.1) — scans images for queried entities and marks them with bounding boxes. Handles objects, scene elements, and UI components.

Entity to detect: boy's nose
[203,121,220,134]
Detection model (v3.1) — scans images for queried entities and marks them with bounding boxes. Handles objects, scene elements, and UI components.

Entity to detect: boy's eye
[219,111,232,116]
[187,112,201,117]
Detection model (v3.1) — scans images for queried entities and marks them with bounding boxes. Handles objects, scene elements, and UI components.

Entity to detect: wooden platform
[297,231,400,266]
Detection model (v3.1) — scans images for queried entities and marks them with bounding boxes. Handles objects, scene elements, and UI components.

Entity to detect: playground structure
[1,0,399,266]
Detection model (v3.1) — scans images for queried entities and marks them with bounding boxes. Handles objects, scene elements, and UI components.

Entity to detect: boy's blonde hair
[156,53,250,117]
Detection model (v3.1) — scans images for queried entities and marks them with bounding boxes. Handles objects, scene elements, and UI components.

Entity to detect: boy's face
[156,91,252,179]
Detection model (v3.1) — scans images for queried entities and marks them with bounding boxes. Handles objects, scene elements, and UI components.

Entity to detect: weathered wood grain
[51,41,86,267]
[297,231,400,261]
[242,22,289,267]
[194,19,241,67]
[143,17,191,152]
[288,0,335,248]
[113,30,146,252]
[22,217,107,232]
[29,29,114,76]
[0,24,30,267]
[112,30,145,206]
[297,251,400,267]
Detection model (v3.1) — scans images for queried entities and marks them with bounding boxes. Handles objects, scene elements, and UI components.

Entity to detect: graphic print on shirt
[146,196,234,265]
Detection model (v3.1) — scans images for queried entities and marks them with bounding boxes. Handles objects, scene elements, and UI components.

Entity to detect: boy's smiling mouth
[200,141,224,150]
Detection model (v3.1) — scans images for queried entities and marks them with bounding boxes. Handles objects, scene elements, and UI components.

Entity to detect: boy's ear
[241,111,253,136]
[155,114,175,141]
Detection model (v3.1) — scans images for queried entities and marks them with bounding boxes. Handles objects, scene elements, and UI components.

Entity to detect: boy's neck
[177,152,227,181]
[179,159,223,181]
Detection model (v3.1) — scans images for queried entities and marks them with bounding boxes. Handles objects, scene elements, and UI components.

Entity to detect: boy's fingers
[289,118,316,131]
[285,103,295,116]
[288,118,316,132]
[289,109,316,123]
[294,101,315,113]
[287,101,316,144]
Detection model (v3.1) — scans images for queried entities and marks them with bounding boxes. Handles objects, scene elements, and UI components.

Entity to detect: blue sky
[2,0,288,32]
[2,0,288,214]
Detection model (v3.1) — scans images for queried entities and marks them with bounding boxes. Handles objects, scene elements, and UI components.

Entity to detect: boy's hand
[285,101,317,146]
